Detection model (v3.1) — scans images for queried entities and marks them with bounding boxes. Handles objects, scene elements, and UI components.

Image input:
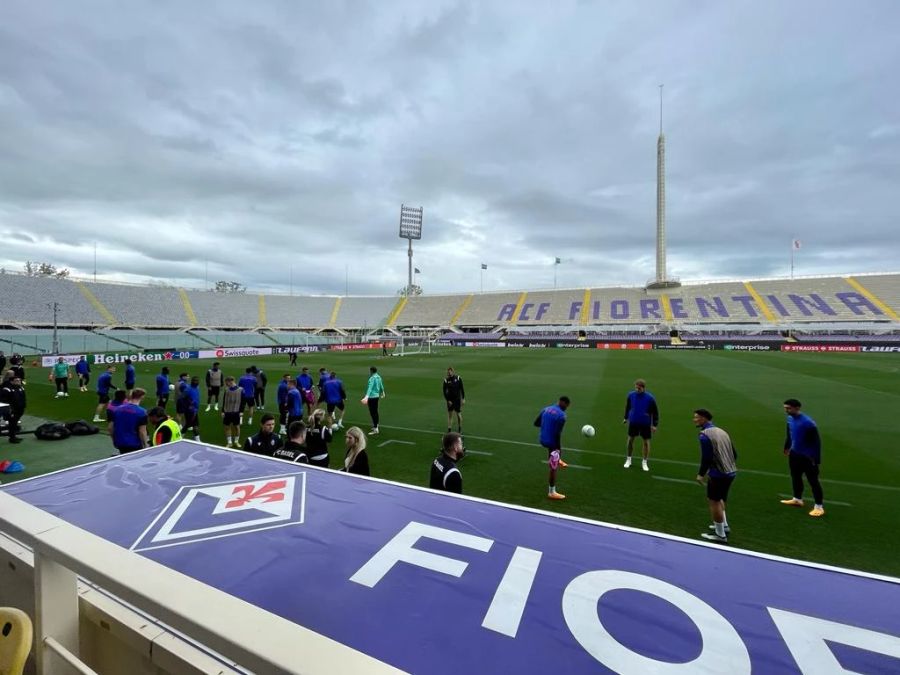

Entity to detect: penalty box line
[356,421,900,494]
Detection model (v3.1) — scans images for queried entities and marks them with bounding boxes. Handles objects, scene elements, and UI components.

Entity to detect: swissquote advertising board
[2,442,898,673]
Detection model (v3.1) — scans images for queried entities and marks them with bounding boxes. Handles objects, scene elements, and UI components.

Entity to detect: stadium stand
[397,294,469,327]
[455,292,524,326]
[264,295,335,329]
[336,296,401,330]
[83,281,184,327]
[2,274,898,350]
[0,275,106,325]
[184,290,261,328]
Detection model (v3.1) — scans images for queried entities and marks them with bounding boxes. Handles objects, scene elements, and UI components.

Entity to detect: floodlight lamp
[399,204,423,240]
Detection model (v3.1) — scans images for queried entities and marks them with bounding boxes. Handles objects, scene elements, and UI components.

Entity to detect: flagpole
[790,236,794,279]
[480,267,483,294]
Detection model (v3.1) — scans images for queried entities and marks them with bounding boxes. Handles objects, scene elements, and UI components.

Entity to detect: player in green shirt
[362,366,385,435]
[49,357,71,398]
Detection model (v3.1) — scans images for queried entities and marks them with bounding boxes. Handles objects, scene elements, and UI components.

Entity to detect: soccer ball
[581,424,595,438]
[169,384,175,391]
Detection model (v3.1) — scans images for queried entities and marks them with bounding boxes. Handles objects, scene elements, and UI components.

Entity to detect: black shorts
[223,412,240,426]
[208,386,221,397]
[446,398,462,413]
[241,396,255,411]
[326,401,345,413]
[157,394,169,406]
[125,382,135,391]
[79,373,91,384]
[184,411,199,428]
[98,393,110,404]
[706,475,735,502]
[116,445,143,455]
[176,398,189,414]
[627,423,653,440]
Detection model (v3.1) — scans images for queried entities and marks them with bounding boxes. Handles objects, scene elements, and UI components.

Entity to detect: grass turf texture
[3,347,899,578]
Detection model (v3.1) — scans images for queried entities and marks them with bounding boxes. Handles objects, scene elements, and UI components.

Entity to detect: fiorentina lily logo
[131,473,307,552]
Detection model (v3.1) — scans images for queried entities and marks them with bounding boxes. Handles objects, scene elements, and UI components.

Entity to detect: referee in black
[430,432,464,494]
[442,367,465,434]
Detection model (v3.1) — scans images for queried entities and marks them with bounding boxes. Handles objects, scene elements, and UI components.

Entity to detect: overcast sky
[1,1,898,296]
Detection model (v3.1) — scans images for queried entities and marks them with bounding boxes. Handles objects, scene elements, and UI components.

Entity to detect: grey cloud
[0,0,898,296]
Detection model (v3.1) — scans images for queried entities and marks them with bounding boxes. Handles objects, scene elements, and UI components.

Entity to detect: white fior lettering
[562,570,751,674]
[350,521,493,588]
[482,546,542,638]
[769,607,900,672]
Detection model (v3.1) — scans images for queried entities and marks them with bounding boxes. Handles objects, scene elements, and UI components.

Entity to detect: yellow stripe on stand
[509,292,528,323]
[178,288,199,326]
[450,294,473,325]
[258,294,268,326]
[742,282,777,322]
[660,294,674,322]
[75,281,116,324]
[329,297,343,327]
[386,296,408,326]
[844,277,899,320]
[579,289,591,325]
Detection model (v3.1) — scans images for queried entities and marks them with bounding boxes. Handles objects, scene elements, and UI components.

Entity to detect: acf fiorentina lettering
[495,292,883,322]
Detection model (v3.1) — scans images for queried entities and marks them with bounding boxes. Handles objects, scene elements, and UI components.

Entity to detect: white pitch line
[378,440,415,447]
[465,450,494,456]
[778,494,853,507]
[541,461,592,471]
[652,476,700,486]
[343,422,900,493]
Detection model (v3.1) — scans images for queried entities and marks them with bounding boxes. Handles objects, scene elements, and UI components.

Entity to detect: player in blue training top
[238,368,257,426]
[623,378,659,472]
[75,355,91,392]
[297,367,315,416]
[155,366,171,409]
[534,396,571,500]
[92,366,117,423]
[124,358,136,397]
[276,373,291,434]
[780,398,824,517]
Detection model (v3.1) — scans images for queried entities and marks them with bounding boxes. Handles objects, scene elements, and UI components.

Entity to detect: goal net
[395,335,434,357]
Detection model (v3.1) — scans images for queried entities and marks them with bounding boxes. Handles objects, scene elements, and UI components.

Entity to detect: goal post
[396,335,433,357]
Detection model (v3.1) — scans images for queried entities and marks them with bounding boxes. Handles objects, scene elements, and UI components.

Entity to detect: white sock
[715,522,726,537]
[814,503,823,509]
[226,436,232,445]
[548,486,556,495]
[722,513,728,528]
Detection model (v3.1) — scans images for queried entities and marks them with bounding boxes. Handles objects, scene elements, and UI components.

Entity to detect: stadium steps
[256,331,280,345]
[328,297,343,328]
[844,277,900,321]
[0,334,49,354]
[385,297,408,327]
[91,330,144,351]
[185,330,218,347]
[74,281,117,325]
[449,294,473,326]
[742,281,777,322]
[177,288,199,326]
[257,294,267,326]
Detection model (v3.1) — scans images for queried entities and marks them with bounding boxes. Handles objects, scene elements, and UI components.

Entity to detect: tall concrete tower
[647,84,680,290]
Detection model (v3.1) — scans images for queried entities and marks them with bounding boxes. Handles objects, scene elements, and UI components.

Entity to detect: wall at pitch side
[0,534,244,675]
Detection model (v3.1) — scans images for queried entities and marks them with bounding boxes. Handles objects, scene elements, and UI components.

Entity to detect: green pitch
[5,347,900,577]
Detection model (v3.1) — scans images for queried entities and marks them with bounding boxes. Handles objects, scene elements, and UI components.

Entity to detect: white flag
[792,239,802,250]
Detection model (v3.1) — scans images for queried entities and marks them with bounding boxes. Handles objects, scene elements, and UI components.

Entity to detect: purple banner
[3,443,899,673]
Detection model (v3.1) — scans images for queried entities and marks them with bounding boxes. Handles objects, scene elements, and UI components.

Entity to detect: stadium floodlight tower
[399,204,423,295]
[646,84,681,290]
